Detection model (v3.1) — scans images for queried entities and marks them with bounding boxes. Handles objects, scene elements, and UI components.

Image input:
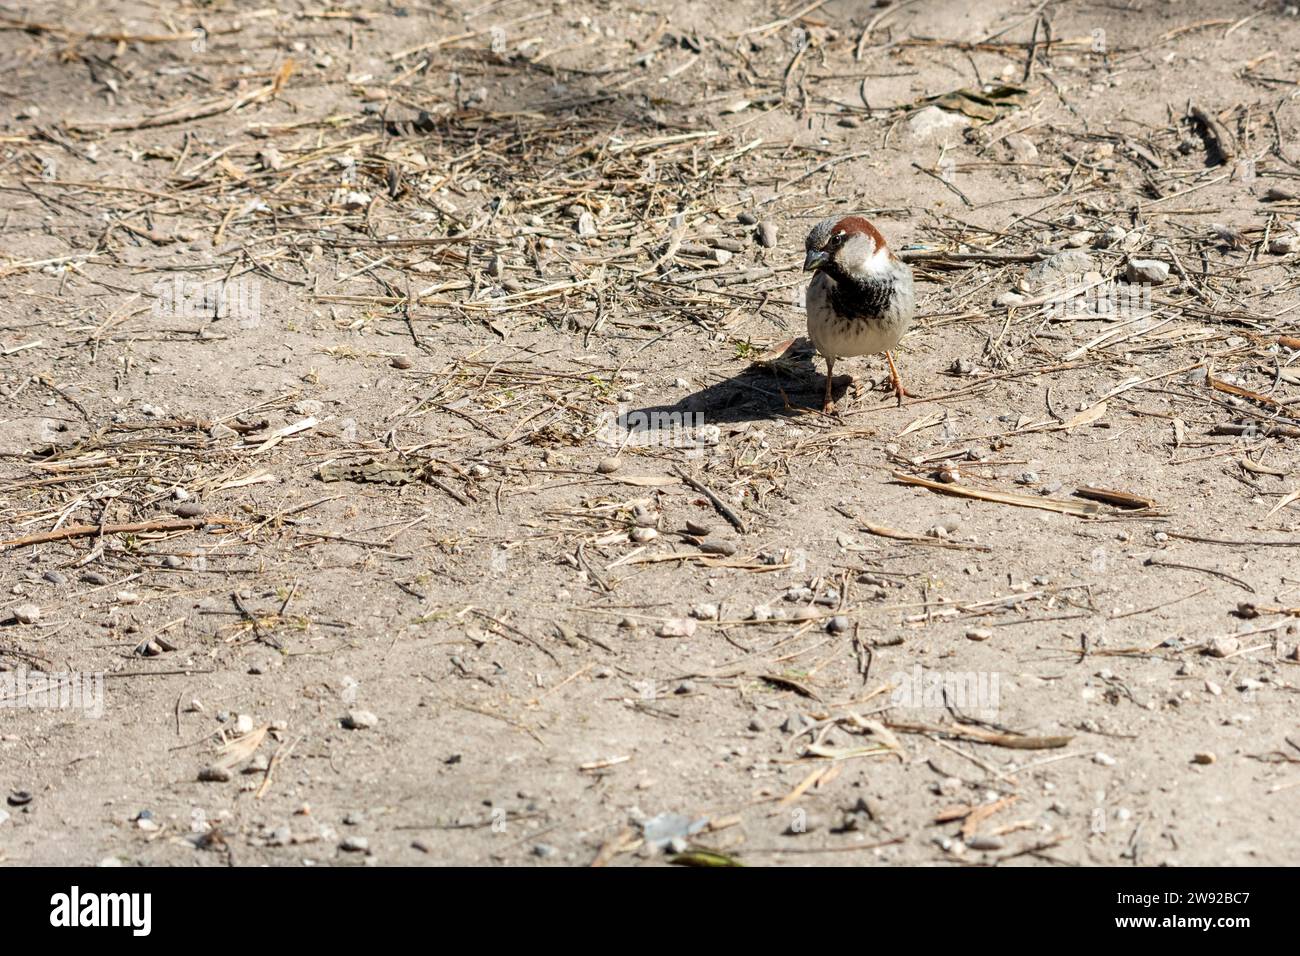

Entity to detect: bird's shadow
[616,338,871,431]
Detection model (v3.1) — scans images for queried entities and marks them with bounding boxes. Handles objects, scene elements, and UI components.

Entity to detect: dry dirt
[1,0,1299,867]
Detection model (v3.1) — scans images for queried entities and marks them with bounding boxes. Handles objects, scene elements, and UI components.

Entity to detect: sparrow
[803,215,915,413]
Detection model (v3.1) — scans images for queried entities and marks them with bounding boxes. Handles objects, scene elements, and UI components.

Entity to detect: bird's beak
[803,249,829,272]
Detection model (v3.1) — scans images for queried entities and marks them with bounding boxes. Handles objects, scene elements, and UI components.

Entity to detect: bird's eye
[832,231,846,245]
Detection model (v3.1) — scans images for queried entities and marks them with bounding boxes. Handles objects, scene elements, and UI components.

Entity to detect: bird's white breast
[805,264,914,360]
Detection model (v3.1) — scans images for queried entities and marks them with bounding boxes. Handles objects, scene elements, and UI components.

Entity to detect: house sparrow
[803,215,915,412]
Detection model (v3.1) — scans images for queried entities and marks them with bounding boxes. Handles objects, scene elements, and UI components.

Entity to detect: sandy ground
[1,0,1299,867]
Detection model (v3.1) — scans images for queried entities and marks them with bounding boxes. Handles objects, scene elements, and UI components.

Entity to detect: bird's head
[803,215,891,281]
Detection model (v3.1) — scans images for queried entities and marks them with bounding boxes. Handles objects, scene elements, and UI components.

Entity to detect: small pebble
[656,618,696,638]
[1093,224,1127,249]
[784,812,821,835]
[965,628,993,642]
[1192,752,1216,765]
[826,615,850,634]
[1093,752,1117,767]
[198,766,232,783]
[684,520,712,536]
[757,220,778,248]
[339,836,369,853]
[343,710,379,730]
[174,502,206,518]
[699,541,736,556]
[1125,258,1169,285]
[1207,636,1239,658]
[10,604,40,625]
[390,355,413,370]
[596,457,621,474]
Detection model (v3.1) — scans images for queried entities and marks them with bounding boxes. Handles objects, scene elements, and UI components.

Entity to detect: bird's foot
[885,351,916,407]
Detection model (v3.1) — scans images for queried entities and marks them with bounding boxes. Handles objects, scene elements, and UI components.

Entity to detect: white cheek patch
[843,238,891,277]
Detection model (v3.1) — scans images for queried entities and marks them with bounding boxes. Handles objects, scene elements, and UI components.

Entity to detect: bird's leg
[885,350,915,407]
[822,357,836,415]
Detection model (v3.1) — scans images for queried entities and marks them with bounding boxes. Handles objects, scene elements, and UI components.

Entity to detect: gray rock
[757,221,778,248]
[1207,636,1239,658]
[656,618,696,638]
[1023,250,1096,290]
[641,812,706,851]
[784,811,823,835]
[1125,259,1169,284]
[1003,133,1038,162]
[1092,225,1127,249]
[1269,235,1299,255]
[10,604,40,625]
[342,710,379,730]
[907,105,969,142]
[688,603,719,621]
